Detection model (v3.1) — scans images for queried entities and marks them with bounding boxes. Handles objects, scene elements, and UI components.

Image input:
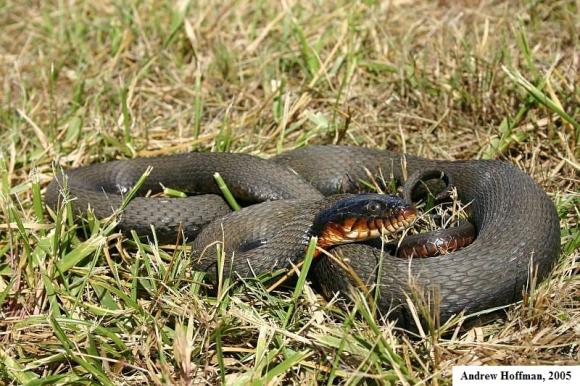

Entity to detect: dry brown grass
[0,0,578,384]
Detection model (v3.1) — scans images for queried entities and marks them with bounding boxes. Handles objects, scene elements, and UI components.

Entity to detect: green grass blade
[262,350,311,384]
[283,236,317,328]
[0,348,39,384]
[194,67,203,138]
[49,317,114,386]
[213,172,241,211]
[55,235,107,273]
[503,66,579,131]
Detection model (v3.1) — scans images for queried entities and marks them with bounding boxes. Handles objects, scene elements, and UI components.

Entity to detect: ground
[0,0,578,385]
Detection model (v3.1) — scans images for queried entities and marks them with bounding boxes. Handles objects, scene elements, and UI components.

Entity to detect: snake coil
[45,145,560,327]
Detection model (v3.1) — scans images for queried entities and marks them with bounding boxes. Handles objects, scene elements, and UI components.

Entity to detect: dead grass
[0,0,578,384]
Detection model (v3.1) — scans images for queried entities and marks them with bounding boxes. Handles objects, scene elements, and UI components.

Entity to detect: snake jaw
[343,206,416,239]
[317,205,417,248]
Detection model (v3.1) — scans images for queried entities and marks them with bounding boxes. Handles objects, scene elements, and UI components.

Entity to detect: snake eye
[365,201,383,214]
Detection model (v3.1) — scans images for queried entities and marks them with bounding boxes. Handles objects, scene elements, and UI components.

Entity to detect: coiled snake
[45,145,560,326]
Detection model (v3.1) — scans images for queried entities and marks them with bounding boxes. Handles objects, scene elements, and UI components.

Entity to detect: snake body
[275,146,560,323]
[45,145,560,325]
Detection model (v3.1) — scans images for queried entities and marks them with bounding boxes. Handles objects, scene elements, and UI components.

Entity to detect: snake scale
[45,145,561,327]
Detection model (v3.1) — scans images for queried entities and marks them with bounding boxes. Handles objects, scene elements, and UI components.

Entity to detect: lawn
[0,0,578,384]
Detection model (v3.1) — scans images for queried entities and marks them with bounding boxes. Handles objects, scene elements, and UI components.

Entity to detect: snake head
[313,194,417,249]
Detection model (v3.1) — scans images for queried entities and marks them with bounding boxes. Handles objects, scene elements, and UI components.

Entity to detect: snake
[45,145,561,327]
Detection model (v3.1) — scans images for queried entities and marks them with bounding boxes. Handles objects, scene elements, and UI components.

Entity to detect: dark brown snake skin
[45,145,561,327]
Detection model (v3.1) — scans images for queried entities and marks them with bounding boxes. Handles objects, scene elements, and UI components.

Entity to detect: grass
[0,0,578,384]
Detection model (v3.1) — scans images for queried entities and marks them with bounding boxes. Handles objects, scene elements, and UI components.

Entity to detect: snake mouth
[318,206,417,248]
